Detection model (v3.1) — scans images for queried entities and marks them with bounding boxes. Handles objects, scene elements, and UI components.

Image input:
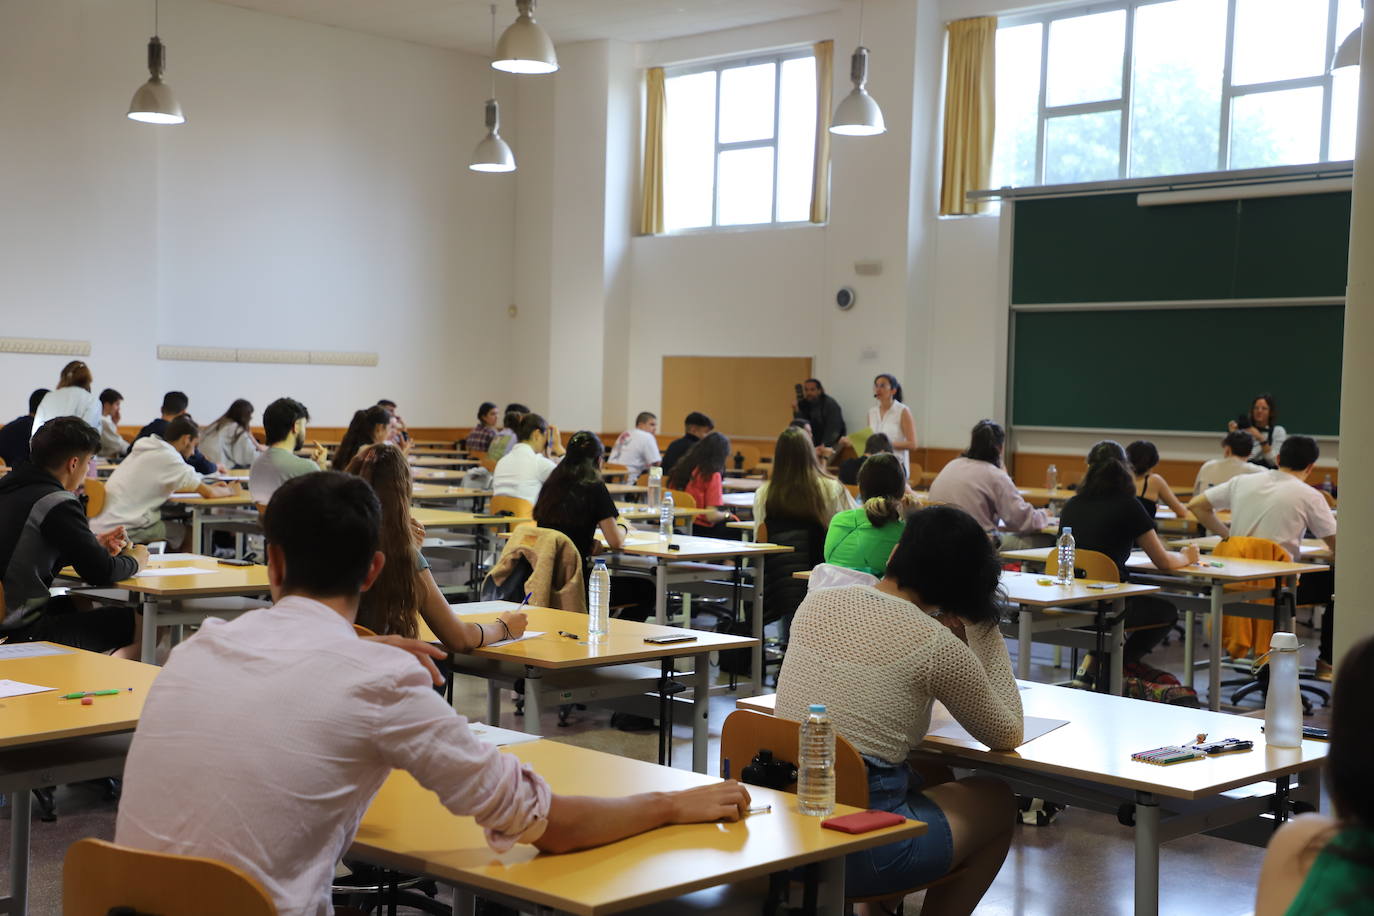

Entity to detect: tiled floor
[2,611,1328,915]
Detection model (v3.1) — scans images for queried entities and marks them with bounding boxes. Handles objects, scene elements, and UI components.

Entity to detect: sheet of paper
[170,492,203,499]
[134,566,223,578]
[486,631,545,648]
[149,553,205,562]
[926,715,1068,748]
[467,722,543,746]
[447,600,521,615]
[0,643,71,659]
[0,679,55,699]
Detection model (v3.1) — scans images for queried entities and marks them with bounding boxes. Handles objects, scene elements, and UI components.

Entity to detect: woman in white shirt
[31,360,102,436]
[867,373,917,479]
[199,399,264,469]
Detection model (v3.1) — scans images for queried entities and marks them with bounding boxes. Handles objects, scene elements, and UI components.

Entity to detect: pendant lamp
[471,6,517,173]
[128,0,184,125]
[493,0,558,74]
[831,0,885,136]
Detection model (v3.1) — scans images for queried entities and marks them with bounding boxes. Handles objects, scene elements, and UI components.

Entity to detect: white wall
[0,0,515,428]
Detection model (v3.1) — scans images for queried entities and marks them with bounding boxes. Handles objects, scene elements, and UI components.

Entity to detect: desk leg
[1133,791,1160,916]
[486,682,501,727]
[1209,583,1224,711]
[190,508,203,556]
[1182,607,1195,690]
[692,650,709,774]
[1109,600,1125,696]
[1017,607,1031,680]
[752,556,766,696]
[450,885,475,916]
[8,789,31,916]
[817,855,846,915]
[140,597,159,665]
[655,560,667,626]
[523,667,544,733]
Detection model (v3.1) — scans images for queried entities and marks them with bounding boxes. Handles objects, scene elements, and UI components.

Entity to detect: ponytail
[863,495,902,527]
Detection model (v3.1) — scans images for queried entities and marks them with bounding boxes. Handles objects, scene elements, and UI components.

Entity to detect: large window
[991,0,1361,189]
[663,50,818,232]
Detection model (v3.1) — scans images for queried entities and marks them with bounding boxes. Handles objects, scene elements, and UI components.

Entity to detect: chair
[353,623,377,637]
[489,494,534,518]
[906,462,925,490]
[1045,548,1120,583]
[479,456,498,473]
[83,478,106,518]
[63,837,277,916]
[842,483,860,500]
[668,489,696,532]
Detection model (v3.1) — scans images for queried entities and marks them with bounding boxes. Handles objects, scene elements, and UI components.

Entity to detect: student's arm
[1187,491,1230,539]
[927,622,1023,750]
[1137,529,1200,570]
[1153,474,1189,518]
[892,406,918,452]
[415,566,527,652]
[46,499,144,585]
[195,480,236,499]
[1255,814,1336,916]
[186,448,216,475]
[598,516,627,551]
[535,783,751,854]
[994,472,1048,534]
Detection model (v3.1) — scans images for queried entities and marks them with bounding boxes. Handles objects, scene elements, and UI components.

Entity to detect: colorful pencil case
[1131,745,1205,765]
[821,810,906,834]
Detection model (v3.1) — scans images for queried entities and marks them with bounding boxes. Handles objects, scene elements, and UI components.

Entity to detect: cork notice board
[661,356,813,439]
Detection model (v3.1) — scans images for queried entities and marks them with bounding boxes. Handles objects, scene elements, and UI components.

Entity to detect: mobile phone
[667,544,682,551]
[644,634,697,644]
[1302,726,1329,741]
[1087,582,1117,589]
[794,382,804,400]
[217,558,253,567]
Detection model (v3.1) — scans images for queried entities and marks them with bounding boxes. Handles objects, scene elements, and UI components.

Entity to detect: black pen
[557,630,580,640]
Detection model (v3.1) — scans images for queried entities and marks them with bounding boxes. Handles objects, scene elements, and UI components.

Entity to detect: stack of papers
[0,679,55,699]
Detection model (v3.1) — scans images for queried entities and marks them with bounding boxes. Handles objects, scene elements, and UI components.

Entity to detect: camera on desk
[741,749,797,790]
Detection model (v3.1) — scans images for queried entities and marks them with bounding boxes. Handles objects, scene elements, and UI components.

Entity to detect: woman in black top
[1125,440,1188,519]
[1228,393,1286,468]
[531,431,625,563]
[1058,441,1200,681]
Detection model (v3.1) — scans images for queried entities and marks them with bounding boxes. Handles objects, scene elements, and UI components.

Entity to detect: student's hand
[409,518,426,550]
[1180,544,1201,567]
[665,781,752,824]
[129,544,150,571]
[1227,420,1238,432]
[215,464,228,475]
[499,610,527,638]
[97,526,129,556]
[310,441,329,466]
[364,635,446,686]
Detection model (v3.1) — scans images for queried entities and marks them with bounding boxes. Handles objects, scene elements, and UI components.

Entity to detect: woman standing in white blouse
[867,373,918,479]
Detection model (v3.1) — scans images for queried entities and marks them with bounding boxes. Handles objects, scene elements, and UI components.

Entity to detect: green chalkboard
[1011,192,1351,304]
[1011,306,1344,435]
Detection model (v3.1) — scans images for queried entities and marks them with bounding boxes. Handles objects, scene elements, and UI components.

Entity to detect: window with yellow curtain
[939,16,996,216]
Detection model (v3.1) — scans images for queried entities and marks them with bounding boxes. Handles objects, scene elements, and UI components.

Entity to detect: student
[466,402,501,453]
[346,443,526,649]
[837,432,892,486]
[1228,393,1286,468]
[1194,431,1264,494]
[93,416,236,547]
[1125,440,1189,519]
[661,411,713,475]
[97,388,128,460]
[928,419,1049,548]
[531,431,625,563]
[1058,441,1200,683]
[113,471,750,916]
[867,373,918,478]
[667,431,736,536]
[789,416,813,439]
[487,407,524,463]
[1188,436,1337,670]
[753,427,854,536]
[199,399,263,469]
[492,413,562,504]
[0,389,48,468]
[1254,635,1374,916]
[376,398,409,446]
[794,378,847,458]
[32,360,102,434]
[134,391,219,475]
[0,417,148,654]
[332,406,391,472]
[249,398,328,506]
[823,453,914,577]
[776,505,1020,914]
[608,411,661,482]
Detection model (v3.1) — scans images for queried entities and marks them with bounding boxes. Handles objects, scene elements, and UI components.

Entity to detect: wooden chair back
[668,489,696,510]
[604,462,630,475]
[83,478,106,518]
[1046,548,1120,582]
[64,838,277,916]
[719,710,868,808]
[353,624,377,637]
[489,494,534,518]
[843,483,860,499]
[480,457,498,473]
[906,462,925,490]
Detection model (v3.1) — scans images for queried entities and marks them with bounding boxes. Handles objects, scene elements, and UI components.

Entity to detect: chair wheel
[1117,803,1135,827]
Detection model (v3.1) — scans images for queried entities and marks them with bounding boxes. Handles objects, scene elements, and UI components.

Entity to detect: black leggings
[1121,596,1179,665]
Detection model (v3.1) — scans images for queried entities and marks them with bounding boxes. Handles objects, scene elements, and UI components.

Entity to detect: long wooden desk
[412,468,472,484]
[167,485,255,554]
[412,484,491,503]
[350,740,923,916]
[720,477,764,492]
[409,456,477,469]
[1166,535,1333,561]
[0,645,160,916]
[412,508,531,531]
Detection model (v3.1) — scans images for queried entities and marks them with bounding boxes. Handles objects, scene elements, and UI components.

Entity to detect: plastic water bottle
[1046,463,1059,493]
[1264,632,1302,748]
[659,491,675,545]
[798,704,835,816]
[588,558,610,642]
[647,466,663,507]
[1321,474,1334,495]
[1055,526,1076,585]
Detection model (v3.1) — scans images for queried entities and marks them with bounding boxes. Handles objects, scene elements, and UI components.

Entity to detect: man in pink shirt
[115,471,748,916]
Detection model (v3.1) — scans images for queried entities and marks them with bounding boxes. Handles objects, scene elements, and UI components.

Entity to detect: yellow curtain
[939,17,996,216]
[810,40,834,224]
[639,67,667,236]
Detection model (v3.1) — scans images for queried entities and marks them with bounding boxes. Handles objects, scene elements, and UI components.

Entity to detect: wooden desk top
[606,483,648,497]
[412,469,470,483]
[721,478,764,492]
[96,555,271,597]
[352,741,923,916]
[0,644,160,749]
[611,532,794,561]
[426,606,757,669]
[168,485,254,507]
[409,456,477,468]
[1167,535,1333,561]
[615,503,699,521]
[413,508,531,529]
[413,484,491,501]
[1016,487,1077,504]
[998,570,1160,607]
[1001,548,1325,581]
[721,492,755,509]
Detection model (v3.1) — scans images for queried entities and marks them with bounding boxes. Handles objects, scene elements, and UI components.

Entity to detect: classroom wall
[0,0,516,428]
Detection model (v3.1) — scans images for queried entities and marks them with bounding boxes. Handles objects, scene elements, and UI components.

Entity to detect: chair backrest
[490,494,534,518]
[1046,547,1120,582]
[668,488,697,510]
[907,462,925,489]
[720,709,868,808]
[83,478,106,518]
[64,838,277,916]
[353,623,377,637]
[843,483,860,499]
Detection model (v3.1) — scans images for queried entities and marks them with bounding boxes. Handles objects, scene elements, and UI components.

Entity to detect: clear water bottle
[647,466,663,507]
[798,704,835,816]
[659,491,675,545]
[588,558,610,642]
[1055,526,1076,585]
[1046,463,1059,493]
[1264,632,1302,748]
[1321,473,1334,495]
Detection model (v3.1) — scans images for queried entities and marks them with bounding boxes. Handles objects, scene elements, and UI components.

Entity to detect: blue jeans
[845,757,956,897]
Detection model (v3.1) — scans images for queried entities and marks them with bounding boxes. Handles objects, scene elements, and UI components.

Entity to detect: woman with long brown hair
[346,443,525,650]
[752,426,853,534]
[200,399,264,469]
[667,431,735,537]
[333,405,392,471]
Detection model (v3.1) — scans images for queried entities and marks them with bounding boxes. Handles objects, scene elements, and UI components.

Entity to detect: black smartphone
[644,634,697,644]
[794,382,804,401]
[1302,726,1329,741]
[217,558,253,567]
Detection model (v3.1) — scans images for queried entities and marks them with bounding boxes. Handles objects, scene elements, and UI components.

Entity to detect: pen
[518,592,532,612]
[746,804,771,815]
[59,688,132,700]
[557,630,580,640]
[722,758,731,780]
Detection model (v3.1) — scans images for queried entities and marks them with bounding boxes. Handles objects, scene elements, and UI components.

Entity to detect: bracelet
[476,623,487,648]
[498,618,513,641]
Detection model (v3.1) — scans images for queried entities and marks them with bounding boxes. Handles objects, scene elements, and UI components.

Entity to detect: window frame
[663,46,818,233]
[997,0,1348,186]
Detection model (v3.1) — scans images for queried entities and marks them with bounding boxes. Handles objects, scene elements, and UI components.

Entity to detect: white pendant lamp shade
[1334,25,1361,69]
[493,0,558,74]
[128,36,184,124]
[470,99,516,172]
[831,46,885,136]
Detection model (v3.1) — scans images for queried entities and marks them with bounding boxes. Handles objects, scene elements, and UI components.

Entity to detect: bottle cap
[808,703,826,714]
[1270,632,1300,651]
[1062,526,1072,534]
[593,557,607,567]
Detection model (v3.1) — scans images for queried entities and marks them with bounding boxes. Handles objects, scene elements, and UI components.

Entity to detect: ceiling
[209,0,844,56]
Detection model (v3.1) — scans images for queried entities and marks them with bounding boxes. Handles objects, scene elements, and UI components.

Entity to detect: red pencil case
[820,810,906,834]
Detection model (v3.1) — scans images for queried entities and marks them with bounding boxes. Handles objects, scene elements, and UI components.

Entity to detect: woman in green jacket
[823,453,914,576]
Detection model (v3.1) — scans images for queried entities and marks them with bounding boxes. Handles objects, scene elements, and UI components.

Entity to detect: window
[663,50,818,232]
[991,0,1361,189]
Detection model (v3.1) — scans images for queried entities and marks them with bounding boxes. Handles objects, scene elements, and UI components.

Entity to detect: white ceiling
[209,0,845,56]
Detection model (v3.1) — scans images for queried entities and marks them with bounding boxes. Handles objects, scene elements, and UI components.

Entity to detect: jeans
[844,757,956,898]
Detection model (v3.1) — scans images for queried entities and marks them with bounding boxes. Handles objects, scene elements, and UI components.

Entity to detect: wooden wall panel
[661,356,813,440]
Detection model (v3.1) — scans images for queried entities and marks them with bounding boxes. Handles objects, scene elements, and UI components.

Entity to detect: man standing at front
[794,378,847,459]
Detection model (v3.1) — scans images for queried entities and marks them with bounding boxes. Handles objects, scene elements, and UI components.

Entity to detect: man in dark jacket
[0,417,147,652]
[0,388,49,469]
[794,378,846,458]
[661,412,714,475]
[134,390,220,474]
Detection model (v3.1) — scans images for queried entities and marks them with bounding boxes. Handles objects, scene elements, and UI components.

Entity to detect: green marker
[59,688,132,700]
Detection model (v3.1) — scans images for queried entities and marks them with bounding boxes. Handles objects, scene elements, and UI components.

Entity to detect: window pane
[776,56,817,223]
[1229,87,1323,168]
[719,63,776,144]
[1131,0,1226,177]
[1232,0,1328,85]
[664,71,717,231]
[1330,67,1358,161]
[1046,11,1125,107]
[1044,110,1121,183]
[717,147,775,225]
[991,23,1043,189]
